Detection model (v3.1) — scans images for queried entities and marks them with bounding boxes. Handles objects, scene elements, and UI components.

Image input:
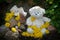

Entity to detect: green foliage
[45,0,60,33]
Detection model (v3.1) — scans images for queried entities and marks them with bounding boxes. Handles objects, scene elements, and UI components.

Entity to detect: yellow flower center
[11,27,17,32]
[31,16,36,22]
[5,22,10,27]
[17,22,21,27]
[15,15,20,21]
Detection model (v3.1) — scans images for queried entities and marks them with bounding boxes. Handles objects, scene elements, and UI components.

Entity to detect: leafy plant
[45,0,60,33]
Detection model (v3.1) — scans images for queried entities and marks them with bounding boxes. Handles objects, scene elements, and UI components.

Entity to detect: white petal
[43,17,51,22]
[29,6,45,15]
[18,7,27,16]
[10,5,18,12]
[15,26,18,29]
[41,28,46,34]
[27,28,33,34]
[14,12,19,16]
[22,12,27,16]
[10,5,20,16]
[26,17,32,25]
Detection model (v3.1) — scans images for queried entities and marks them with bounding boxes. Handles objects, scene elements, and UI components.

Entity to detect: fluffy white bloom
[27,28,34,34]
[18,7,27,16]
[10,5,18,12]
[10,5,27,16]
[29,6,45,18]
[26,6,46,28]
[26,17,44,28]
[33,19,44,28]
[26,17,33,26]
[43,17,51,22]
[26,6,51,34]
[41,28,46,34]
[10,5,19,16]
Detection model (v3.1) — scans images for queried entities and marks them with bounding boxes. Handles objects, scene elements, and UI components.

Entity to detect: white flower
[18,7,27,16]
[29,6,45,18]
[10,5,18,12]
[10,5,19,16]
[27,28,33,34]
[10,5,27,16]
[26,17,32,26]
[43,17,51,22]
[41,28,46,34]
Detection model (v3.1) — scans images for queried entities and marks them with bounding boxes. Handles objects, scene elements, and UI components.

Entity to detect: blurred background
[0,0,60,40]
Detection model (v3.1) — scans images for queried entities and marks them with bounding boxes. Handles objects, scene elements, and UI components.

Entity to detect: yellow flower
[22,32,26,36]
[6,13,10,16]
[8,13,14,18]
[28,25,31,28]
[15,15,20,21]
[5,22,10,27]
[5,17,10,21]
[30,34,34,37]
[9,13,14,17]
[41,24,46,28]
[25,32,30,37]
[34,32,43,38]
[34,30,39,34]
[5,12,14,21]
[11,27,17,32]
[41,22,50,28]
[31,16,36,22]
[6,12,14,17]
[30,25,40,33]
[46,30,50,34]
[39,32,43,38]
[10,12,14,15]
[22,32,30,37]
[44,22,50,28]
[17,22,21,27]
[31,25,37,30]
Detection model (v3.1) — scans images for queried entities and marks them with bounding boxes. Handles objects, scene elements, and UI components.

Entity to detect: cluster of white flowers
[26,6,51,34]
[10,5,27,16]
